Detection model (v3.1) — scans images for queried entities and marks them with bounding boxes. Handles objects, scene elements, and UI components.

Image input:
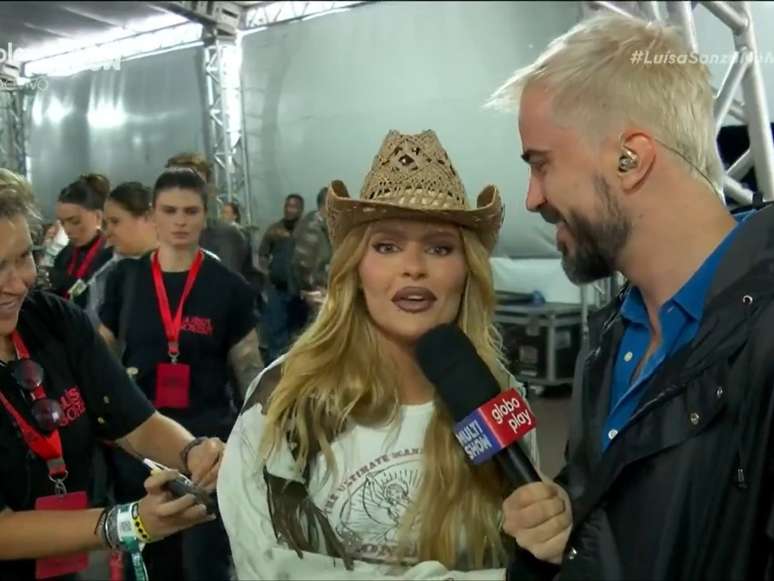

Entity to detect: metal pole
[702,1,748,33]
[667,1,699,52]
[723,174,754,204]
[638,1,662,21]
[727,148,754,180]
[733,1,774,201]
[714,53,750,134]
[585,1,639,18]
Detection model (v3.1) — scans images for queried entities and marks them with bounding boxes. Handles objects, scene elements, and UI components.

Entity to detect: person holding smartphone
[0,168,224,581]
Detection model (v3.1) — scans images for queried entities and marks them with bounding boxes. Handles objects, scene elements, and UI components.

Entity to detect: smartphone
[142,459,218,515]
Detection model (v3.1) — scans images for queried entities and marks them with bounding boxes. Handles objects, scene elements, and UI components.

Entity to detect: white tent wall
[240,0,582,260]
[27,45,207,219]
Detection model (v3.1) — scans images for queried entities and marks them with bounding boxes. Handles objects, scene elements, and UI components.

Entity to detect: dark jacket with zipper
[513,206,774,581]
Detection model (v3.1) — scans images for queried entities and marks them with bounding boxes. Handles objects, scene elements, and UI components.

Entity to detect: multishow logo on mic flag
[453,388,537,464]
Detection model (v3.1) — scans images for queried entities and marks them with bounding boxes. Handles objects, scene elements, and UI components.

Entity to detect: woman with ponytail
[51,174,113,309]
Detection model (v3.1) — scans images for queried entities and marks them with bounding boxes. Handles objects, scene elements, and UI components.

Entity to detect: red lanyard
[0,331,67,486]
[66,234,105,279]
[151,250,204,362]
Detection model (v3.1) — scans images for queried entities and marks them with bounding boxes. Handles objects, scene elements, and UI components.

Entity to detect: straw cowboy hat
[324,130,504,251]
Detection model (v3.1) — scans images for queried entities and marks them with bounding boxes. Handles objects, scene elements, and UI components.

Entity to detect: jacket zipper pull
[736,467,747,489]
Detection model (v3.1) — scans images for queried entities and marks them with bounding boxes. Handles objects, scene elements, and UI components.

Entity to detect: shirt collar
[621,217,745,324]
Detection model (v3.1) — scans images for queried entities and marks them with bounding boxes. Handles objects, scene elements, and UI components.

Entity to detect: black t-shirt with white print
[99,252,257,440]
[0,291,156,581]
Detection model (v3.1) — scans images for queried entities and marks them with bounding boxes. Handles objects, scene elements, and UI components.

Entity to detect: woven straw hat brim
[325,180,503,251]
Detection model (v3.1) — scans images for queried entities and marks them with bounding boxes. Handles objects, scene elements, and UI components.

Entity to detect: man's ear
[616,132,656,193]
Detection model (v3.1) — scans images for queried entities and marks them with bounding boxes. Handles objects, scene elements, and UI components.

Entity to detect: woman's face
[152,188,206,249]
[221,204,237,224]
[0,215,36,337]
[358,219,467,346]
[55,202,102,247]
[104,199,153,257]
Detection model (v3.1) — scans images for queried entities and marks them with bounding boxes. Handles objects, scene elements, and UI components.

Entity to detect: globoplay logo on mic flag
[453,388,537,464]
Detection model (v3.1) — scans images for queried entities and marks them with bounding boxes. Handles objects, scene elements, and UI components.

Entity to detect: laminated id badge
[154,362,191,409]
[35,491,89,578]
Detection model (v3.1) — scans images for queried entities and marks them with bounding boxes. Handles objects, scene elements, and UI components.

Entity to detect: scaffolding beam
[0,88,29,177]
[202,30,251,223]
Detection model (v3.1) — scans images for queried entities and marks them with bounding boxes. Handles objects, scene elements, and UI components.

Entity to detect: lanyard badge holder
[1,331,69,495]
[151,250,203,409]
[0,331,90,578]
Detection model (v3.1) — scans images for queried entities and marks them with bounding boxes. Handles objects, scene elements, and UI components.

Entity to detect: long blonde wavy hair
[260,220,511,569]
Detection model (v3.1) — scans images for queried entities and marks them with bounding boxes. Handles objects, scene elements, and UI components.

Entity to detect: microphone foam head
[415,324,501,422]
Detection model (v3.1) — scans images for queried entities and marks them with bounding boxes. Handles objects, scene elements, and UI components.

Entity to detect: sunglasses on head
[8,359,64,433]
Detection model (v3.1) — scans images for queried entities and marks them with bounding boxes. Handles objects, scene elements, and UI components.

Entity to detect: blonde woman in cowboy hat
[217,130,539,579]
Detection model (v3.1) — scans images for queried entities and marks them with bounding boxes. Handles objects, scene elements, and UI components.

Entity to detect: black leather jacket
[512,206,774,581]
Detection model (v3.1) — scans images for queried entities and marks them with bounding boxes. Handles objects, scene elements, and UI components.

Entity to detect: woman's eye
[429,245,453,256]
[373,242,399,254]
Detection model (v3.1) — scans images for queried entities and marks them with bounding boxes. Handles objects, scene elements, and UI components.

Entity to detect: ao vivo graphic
[453,388,536,464]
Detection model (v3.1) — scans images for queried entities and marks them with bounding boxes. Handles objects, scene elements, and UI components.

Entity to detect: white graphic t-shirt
[309,402,432,564]
[218,359,539,580]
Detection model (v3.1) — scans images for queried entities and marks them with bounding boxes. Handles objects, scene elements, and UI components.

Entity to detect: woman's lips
[392,286,437,314]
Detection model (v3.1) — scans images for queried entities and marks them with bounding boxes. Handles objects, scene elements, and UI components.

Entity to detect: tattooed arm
[228,329,264,399]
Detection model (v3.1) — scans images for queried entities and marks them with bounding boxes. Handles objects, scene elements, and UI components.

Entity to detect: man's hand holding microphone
[502,480,572,564]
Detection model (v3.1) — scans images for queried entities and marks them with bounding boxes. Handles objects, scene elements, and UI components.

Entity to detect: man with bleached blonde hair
[492,13,774,581]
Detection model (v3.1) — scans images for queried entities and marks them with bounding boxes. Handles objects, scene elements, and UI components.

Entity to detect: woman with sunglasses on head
[218,131,540,580]
[0,169,225,581]
[98,167,264,580]
[83,182,158,328]
[50,174,114,310]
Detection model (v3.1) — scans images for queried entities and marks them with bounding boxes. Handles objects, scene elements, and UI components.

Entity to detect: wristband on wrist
[94,507,110,548]
[117,502,148,581]
[116,503,138,551]
[104,506,121,551]
[131,501,153,543]
[180,437,207,473]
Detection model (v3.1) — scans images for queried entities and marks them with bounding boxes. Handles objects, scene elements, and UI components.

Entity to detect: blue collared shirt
[601,214,750,452]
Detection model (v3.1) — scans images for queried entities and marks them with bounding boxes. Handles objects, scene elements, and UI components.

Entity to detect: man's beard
[544,175,631,284]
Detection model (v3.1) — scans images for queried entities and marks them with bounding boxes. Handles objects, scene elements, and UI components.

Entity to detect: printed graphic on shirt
[181,316,214,337]
[323,448,423,563]
[58,387,87,427]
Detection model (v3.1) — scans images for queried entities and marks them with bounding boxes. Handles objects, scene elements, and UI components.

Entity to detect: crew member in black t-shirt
[99,167,264,581]
[50,174,113,309]
[0,169,226,581]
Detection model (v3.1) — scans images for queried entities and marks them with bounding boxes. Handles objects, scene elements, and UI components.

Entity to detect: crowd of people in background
[17,152,332,580]
[32,152,333,369]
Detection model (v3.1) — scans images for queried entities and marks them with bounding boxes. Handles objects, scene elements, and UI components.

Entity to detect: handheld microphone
[416,324,540,486]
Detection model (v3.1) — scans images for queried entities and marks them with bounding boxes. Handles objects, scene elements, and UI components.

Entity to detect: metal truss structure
[176,2,371,223]
[8,1,371,223]
[203,30,251,222]
[244,1,367,29]
[583,1,774,206]
[0,87,31,178]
